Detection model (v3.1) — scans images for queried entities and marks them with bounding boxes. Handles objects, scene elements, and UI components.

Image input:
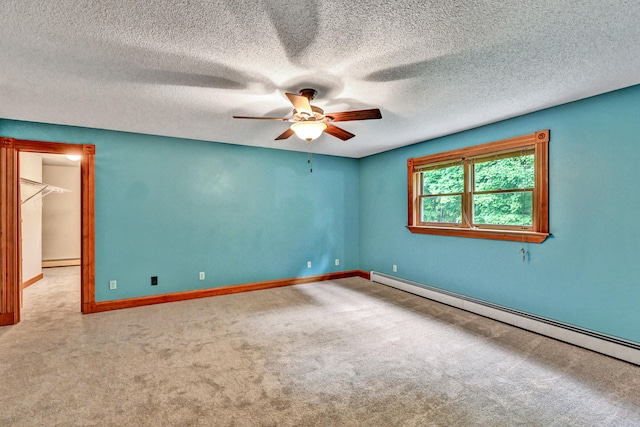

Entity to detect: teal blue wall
[4,84,640,344]
[359,84,640,343]
[0,121,360,301]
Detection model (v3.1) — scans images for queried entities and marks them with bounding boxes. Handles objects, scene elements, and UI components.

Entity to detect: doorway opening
[1,138,95,326]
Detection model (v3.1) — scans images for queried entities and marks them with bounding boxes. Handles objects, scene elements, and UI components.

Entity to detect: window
[407,130,549,243]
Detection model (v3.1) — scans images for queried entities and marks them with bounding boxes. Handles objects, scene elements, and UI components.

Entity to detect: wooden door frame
[1,137,95,325]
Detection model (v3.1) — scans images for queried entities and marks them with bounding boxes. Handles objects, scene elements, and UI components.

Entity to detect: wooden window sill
[406,225,549,243]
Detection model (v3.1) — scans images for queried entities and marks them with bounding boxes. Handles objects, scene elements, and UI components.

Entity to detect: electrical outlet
[151,276,158,286]
[199,272,205,280]
[335,259,340,266]
[307,261,312,268]
[393,265,397,273]
[109,280,117,290]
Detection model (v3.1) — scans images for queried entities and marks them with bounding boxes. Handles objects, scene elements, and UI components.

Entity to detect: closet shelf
[20,177,71,205]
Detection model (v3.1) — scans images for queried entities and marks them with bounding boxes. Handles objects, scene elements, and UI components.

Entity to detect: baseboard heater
[370,271,640,366]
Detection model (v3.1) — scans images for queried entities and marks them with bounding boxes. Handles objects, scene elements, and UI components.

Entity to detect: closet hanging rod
[20,177,71,205]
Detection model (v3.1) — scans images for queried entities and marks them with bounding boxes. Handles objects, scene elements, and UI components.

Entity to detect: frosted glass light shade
[291,122,327,141]
[66,154,81,161]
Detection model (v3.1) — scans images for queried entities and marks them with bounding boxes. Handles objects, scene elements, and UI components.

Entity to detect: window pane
[421,195,462,223]
[474,154,534,192]
[422,164,463,195]
[473,192,532,226]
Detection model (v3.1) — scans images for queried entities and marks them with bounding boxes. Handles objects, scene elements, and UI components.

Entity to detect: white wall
[42,165,81,261]
[19,153,42,282]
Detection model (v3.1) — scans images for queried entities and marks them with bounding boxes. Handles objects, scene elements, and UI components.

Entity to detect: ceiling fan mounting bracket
[299,88,318,100]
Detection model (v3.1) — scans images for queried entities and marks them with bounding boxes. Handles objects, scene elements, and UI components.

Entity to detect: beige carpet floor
[1,267,639,426]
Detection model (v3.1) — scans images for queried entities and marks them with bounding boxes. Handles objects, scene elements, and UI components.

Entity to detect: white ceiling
[1,1,639,158]
[40,153,81,167]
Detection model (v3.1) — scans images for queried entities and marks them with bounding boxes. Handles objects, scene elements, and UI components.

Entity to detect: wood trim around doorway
[0,138,96,326]
[0,138,20,325]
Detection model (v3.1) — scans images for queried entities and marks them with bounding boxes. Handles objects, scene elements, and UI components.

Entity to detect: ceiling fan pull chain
[307,141,313,173]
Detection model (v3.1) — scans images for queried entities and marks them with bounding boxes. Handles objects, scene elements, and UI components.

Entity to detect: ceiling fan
[233,88,382,142]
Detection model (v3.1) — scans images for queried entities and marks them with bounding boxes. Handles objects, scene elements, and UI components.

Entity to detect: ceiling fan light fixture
[291,121,327,141]
[233,88,381,142]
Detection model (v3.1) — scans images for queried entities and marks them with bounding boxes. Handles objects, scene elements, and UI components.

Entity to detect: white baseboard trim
[370,271,640,366]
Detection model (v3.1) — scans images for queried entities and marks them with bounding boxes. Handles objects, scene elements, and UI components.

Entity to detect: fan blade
[232,116,288,121]
[325,108,382,122]
[324,123,355,141]
[275,128,295,140]
[285,93,312,115]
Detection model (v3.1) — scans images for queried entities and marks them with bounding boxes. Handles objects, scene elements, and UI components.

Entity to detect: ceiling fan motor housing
[293,106,325,122]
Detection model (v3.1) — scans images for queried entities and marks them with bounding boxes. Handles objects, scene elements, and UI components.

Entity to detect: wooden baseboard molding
[0,312,18,326]
[22,273,44,289]
[356,270,371,280]
[42,259,81,268]
[85,270,370,314]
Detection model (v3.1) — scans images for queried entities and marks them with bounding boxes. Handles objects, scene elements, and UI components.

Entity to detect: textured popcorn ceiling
[1,1,639,158]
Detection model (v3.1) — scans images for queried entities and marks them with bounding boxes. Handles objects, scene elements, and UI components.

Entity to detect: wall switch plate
[199,272,205,280]
[335,259,340,266]
[307,261,312,268]
[109,280,117,290]
[393,265,397,273]
[151,276,158,286]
